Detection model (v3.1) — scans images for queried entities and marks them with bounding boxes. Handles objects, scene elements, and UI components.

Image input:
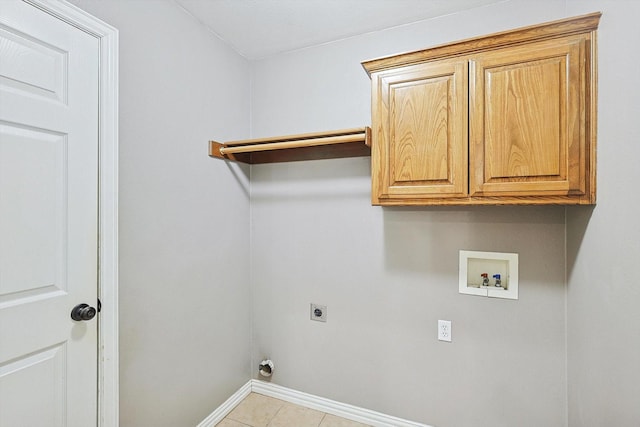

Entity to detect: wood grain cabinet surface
[362,13,601,206]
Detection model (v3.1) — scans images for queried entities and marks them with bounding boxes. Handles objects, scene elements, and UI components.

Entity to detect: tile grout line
[225,415,254,427]
[265,400,286,427]
[218,416,253,427]
[318,412,328,427]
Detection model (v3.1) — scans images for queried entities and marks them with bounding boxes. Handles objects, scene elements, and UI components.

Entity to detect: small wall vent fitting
[258,359,274,377]
[310,303,327,322]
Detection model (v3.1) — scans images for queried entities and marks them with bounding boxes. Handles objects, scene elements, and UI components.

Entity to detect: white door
[0,1,99,426]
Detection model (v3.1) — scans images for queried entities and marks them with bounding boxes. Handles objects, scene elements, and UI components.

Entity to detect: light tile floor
[216,393,372,427]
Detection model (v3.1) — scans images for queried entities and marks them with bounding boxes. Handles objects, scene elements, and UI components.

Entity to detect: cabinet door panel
[392,77,451,183]
[371,59,467,203]
[470,36,586,197]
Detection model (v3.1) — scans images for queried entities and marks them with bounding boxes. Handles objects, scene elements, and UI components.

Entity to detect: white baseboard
[251,380,432,427]
[196,381,251,427]
[197,379,432,427]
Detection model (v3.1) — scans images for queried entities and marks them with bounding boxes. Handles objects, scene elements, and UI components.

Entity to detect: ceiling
[174,0,504,60]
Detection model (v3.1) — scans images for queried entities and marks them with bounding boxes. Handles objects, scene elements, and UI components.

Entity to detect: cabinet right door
[469,35,591,200]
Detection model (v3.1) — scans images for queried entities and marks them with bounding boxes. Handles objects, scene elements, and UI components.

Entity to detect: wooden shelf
[209,127,371,164]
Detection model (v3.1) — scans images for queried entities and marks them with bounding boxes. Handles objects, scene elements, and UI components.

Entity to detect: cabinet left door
[371,59,468,205]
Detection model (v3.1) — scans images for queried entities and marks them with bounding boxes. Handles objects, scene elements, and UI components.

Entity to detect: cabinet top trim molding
[361,12,601,75]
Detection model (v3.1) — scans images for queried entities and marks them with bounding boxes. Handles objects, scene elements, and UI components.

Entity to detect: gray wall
[250,2,570,426]
[566,1,640,426]
[67,1,252,426]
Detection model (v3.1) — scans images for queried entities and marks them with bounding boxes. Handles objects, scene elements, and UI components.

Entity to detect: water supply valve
[481,273,489,286]
[492,274,502,287]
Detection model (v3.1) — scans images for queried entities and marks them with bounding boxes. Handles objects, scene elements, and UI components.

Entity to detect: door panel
[0,123,66,298]
[372,58,468,202]
[470,36,586,196]
[392,77,451,182]
[0,344,67,427]
[0,23,67,104]
[0,1,99,425]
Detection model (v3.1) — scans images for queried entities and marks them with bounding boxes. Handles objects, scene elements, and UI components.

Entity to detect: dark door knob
[71,303,97,321]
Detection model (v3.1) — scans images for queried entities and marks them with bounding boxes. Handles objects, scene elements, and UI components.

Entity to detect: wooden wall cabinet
[362,13,601,206]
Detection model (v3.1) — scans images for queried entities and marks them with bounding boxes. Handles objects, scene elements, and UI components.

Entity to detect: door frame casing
[22,1,120,426]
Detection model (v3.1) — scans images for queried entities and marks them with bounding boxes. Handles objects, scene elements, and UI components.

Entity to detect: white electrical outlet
[438,320,452,342]
[310,304,327,322]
